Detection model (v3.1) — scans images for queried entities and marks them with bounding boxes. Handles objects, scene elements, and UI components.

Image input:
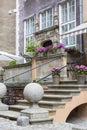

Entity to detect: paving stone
[0,117,86,130]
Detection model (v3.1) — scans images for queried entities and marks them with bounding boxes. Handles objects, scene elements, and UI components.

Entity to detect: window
[42,40,53,47]
[24,16,35,51]
[59,0,76,47]
[40,8,53,30]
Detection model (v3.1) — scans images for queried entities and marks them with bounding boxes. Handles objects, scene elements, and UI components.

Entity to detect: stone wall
[35,53,67,81]
[3,62,32,83]
[0,0,16,66]
[35,25,59,46]
[0,0,16,54]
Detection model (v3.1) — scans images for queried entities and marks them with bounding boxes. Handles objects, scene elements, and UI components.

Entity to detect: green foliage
[9,60,16,66]
[26,40,37,52]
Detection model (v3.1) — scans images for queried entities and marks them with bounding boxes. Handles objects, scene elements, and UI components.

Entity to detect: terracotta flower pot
[77,74,86,84]
[52,75,60,84]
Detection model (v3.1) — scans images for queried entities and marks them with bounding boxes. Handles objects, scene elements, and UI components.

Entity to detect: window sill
[34,25,59,35]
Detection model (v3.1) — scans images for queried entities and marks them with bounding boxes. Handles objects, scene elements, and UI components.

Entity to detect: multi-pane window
[40,8,53,30]
[59,0,76,47]
[24,16,35,50]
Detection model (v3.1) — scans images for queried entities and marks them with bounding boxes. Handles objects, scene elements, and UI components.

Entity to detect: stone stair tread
[43,94,72,98]
[45,89,80,92]
[9,105,29,109]
[17,99,28,104]
[30,117,53,123]
[39,100,66,105]
[0,110,20,119]
[48,84,87,87]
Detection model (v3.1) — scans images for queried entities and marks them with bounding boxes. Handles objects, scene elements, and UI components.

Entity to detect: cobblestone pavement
[67,117,87,127]
[0,117,87,130]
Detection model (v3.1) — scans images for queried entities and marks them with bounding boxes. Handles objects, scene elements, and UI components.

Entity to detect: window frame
[39,8,53,30]
[24,15,35,53]
[59,0,76,47]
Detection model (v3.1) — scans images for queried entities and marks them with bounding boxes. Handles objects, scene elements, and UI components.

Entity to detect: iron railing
[3,51,85,83]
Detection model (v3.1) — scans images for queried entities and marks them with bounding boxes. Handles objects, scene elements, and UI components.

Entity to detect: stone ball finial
[0,83,7,98]
[23,83,44,103]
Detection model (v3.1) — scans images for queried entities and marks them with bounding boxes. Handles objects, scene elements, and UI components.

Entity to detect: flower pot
[52,75,60,84]
[25,52,35,58]
[37,53,43,57]
[77,74,86,84]
[57,48,64,54]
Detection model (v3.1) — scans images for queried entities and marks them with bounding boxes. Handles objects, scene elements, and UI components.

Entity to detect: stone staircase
[0,80,87,122]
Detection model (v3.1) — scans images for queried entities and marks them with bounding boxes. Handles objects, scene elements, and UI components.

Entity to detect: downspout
[79,0,83,52]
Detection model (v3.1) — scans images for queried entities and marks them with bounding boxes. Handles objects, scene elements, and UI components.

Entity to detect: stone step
[9,105,29,111]
[17,100,29,106]
[60,80,77,85]
[0,110,20,120]
[30,117,53,125]
[9,103,56,115]
[44,89,80,95]
[39,100,66,109]
[48,84,87,90]
[0,110,53,124]
[43,94,72,102]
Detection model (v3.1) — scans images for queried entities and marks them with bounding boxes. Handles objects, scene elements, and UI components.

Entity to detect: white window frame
[40,8,53,30]
[24,16,35,53]
[59,0,76,47]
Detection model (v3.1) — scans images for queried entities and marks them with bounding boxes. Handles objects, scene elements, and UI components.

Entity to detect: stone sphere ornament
[0,83,7,98]
[23,83,44,103]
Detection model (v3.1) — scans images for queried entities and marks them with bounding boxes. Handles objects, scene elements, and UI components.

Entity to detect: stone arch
[66,103,87,122]
[53,90,87,123]
[41,40,53,47]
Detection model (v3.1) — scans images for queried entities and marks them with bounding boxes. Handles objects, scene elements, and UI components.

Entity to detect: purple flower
[85,67,87,70]
[56,42,65,49]
[80,65,86,69]
[36,47,46,52]
[75,65,80,69]
[51,67,60,75]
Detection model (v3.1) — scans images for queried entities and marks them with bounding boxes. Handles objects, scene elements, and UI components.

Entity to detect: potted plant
[25,40,37,58]
[36,45,53,57]
[75,65,87,84]
[51,67,61,84]
[36,47,45,57]
[55,42,65,54]
[65,47,80,54]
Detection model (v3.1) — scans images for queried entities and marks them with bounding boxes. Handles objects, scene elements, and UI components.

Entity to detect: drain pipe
[79,0,83,52]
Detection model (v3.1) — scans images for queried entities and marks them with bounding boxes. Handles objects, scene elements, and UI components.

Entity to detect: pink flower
[85,67,87,70]
[75,65,80,69]
[80,65,86,69]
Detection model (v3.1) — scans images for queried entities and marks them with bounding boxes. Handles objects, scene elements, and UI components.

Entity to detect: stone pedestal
[19,83,53,125]
[0,83,8,110]
[21,107,53,125]
[60,53,67,80]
